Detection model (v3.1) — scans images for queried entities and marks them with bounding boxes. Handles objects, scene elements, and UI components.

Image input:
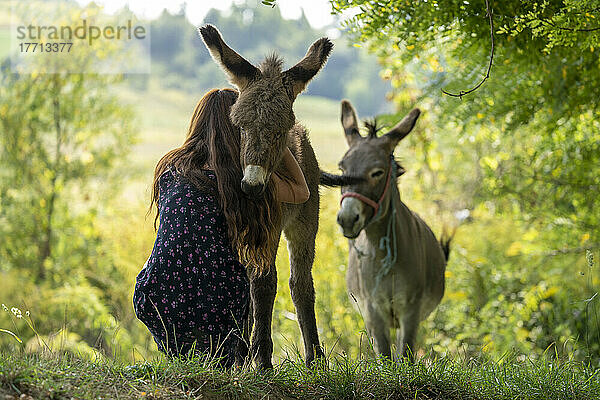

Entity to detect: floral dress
[133,169,249,364]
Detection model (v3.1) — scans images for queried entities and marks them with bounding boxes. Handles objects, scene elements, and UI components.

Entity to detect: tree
[148,2,392,114]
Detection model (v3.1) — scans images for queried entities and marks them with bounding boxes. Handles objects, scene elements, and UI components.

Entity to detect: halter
[340,156,395,219]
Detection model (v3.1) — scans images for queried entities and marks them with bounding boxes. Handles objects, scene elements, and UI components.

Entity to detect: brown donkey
[323,100,449,360]
[199,25,332,369]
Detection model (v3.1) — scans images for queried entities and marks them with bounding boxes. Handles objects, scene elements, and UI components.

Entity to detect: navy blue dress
[133,169,249,364]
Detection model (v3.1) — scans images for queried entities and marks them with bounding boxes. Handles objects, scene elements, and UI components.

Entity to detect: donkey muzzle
[241,165,267,198]
[337,197,366,238]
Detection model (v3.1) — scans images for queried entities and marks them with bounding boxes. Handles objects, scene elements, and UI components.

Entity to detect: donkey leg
[285,227,324,367]
[250,250,279,370]
[397,308,420,361]
[364,305,391,359]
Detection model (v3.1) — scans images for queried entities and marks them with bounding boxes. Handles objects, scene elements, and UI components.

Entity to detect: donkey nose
[337,212,358,227]
[337,212,360,238]
[241,180,265,198]
[241,165,267,198]
[337,197,365,238]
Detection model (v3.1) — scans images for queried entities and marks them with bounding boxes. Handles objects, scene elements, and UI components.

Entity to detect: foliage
[330,0,600,233]
[0,5,138,358]
[2,351,600,399]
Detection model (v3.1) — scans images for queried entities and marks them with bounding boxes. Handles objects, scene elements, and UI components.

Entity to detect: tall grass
[1,350,599,399]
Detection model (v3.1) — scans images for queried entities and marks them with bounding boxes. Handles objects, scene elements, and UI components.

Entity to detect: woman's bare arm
[272,147,310,204]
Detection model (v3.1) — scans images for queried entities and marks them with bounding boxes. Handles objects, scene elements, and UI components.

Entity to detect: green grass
[1,352,599,399]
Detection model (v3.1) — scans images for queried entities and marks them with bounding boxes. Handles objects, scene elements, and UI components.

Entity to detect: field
[116,80,346,173]
[2,72,597,369]
[94,79,599,363]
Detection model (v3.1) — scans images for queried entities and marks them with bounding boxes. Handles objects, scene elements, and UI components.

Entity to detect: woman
[133,88,308,365]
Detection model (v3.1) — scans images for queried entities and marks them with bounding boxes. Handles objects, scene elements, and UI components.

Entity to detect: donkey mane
[364,118,383,139]
[364,118,406,178]
[260,54,284,75]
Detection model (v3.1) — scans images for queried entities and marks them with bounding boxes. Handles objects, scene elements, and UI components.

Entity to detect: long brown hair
[149,88,281,275]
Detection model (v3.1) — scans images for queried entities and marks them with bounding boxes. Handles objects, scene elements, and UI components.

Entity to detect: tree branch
[442,0,495,99]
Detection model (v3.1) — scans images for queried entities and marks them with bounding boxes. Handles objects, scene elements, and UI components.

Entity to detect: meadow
[109,79,599,364]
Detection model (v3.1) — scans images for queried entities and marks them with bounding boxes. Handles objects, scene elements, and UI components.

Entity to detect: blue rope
[372,157,398,295]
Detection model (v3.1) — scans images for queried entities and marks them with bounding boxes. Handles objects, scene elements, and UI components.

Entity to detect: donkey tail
[319,170,364,187]
[439,227,456,262]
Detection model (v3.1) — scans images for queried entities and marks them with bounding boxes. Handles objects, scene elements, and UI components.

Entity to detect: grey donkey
[199,25,333,369]
[322,100,450,360]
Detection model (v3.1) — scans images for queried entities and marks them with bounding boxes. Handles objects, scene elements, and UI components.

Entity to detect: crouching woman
[133,88,308,366]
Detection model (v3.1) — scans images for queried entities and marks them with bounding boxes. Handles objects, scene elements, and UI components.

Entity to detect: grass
[1,351,599,399]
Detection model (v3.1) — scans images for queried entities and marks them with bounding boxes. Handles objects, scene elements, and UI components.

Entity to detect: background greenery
[1,0,599,371]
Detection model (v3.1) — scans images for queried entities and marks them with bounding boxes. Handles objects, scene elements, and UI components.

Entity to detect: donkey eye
[370,169,384,179]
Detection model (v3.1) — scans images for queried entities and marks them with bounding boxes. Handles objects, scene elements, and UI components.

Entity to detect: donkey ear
[341,100,362,146]
[282,37,333,100]
[383,108,421,150]
[198,24,260,90]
